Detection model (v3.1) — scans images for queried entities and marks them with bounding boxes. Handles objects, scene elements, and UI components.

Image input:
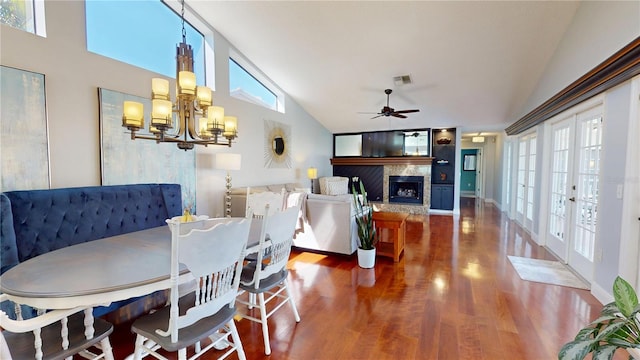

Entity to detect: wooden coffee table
[372,211,409,262]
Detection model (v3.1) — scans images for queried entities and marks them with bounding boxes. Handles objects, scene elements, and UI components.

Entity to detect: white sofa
[228,179,359,255]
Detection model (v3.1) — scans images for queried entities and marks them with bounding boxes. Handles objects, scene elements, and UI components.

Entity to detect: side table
[372,211,409,262]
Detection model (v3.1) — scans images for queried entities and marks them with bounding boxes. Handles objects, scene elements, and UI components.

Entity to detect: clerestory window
[0,0,46,37]
[85,0,206,85]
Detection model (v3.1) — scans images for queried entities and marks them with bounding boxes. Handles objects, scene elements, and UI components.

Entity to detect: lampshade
[207,106,225,132]
[472,136,485,143]
[307,167,318,180]
[196,86,212,107]
[178,71,196,95]
[216,153,241,171]
[198,117,211,137]
[151,78,170,100]
[123,101,144,129]
[223,116,238,137]
[151,99,173,128]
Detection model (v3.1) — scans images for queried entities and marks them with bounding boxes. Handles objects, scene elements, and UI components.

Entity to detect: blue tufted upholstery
[1,194,19,274]
[0,184,182,317]
[2,184,181,263]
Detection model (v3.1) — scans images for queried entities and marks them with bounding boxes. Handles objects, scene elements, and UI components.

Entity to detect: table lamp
[307,167,318,194]
[216,153,241,217]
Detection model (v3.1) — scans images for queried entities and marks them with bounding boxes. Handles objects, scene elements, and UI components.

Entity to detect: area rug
[507,256,589,290]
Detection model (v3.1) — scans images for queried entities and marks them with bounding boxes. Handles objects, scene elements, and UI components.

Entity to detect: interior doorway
[460,149,478,197]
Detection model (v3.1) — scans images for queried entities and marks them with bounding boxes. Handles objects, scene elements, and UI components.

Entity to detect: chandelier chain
[180,0,186,43]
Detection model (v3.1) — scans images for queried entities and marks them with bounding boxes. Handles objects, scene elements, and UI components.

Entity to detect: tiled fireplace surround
[331,158,433,214]
[378,164,432,214]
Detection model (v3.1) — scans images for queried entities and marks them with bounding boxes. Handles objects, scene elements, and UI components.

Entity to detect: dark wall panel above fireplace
[333,165,383,202]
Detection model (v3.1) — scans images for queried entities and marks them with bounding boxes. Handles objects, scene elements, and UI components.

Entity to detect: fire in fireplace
[389,176,424,204]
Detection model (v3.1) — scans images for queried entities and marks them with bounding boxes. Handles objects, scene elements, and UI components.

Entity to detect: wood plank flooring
[106,198,625,359]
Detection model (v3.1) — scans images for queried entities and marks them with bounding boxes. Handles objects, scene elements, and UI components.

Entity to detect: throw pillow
[326,178,348,195]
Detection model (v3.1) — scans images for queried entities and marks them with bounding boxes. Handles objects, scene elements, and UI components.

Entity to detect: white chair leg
[133,335,145,360]
[178,347,187,360]
[249,293,256,309]
[228,320,246,360]
[258,293,271,355]
[100,337,115,360]
[284,280,301,322]
[195,341,201,353]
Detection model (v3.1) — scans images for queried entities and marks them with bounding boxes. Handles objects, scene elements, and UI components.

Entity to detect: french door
[515,134,536,231]
[546,105,603,282]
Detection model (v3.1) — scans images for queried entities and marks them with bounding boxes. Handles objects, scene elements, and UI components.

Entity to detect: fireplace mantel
[330,157,434,166]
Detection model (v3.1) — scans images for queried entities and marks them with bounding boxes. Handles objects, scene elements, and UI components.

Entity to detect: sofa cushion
[319,177,350,195]
[326,178,349,195]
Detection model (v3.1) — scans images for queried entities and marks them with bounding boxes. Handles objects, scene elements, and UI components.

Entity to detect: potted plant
[351,178,376,268]
[559,276,640,360]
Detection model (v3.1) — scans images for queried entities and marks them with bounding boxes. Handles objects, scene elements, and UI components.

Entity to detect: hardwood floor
[107,198,624,359]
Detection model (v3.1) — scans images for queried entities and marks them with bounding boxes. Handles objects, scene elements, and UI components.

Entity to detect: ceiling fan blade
[370,114,384,119]
[358,112,379,114]
[394,109,420,114]
[391,113,408,118]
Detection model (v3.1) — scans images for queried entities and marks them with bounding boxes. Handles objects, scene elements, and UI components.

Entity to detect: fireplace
[389,176,424,204]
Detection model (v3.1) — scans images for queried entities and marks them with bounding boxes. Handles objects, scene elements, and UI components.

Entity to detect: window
[85,0,205,84]
[229,57,278,111]
[0,0,46,36]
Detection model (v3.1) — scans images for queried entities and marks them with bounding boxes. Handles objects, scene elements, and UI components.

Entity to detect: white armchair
[292,193,359,255]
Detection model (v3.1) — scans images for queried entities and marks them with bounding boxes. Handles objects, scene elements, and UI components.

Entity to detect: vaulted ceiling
[187,1,580,136]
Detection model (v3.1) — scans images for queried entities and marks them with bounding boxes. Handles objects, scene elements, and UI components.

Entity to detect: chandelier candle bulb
[123,101,144,129]
[178,71,196,96]
[151,78,170,100]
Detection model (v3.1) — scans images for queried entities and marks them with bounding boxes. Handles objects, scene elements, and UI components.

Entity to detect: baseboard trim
[591,281,613,305]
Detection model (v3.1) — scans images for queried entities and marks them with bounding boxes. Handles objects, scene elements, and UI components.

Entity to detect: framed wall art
[264,119,292,168]
[0,66,50,191]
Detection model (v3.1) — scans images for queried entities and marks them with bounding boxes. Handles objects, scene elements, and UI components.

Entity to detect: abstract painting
[0,66,50,191]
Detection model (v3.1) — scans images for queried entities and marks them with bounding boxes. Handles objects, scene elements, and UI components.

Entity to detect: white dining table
[0,217,262,310]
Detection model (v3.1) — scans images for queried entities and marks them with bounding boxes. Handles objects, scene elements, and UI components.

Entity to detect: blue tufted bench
[0,183,182,317]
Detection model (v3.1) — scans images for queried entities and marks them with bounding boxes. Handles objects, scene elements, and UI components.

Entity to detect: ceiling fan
[363,89,420,119]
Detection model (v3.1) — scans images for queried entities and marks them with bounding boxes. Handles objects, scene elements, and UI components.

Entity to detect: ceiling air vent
[393,74,412,86]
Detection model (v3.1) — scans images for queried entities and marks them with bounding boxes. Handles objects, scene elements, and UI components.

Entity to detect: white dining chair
[235,204,301,355]
[245,187,285,218]
[130,217,251,360]
[0,294,114,360]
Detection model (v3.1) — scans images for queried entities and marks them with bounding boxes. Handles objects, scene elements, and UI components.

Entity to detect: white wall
[518,1,640,120]
[0,1,332,217]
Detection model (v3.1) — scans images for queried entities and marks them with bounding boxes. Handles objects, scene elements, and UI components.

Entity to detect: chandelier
[121,0,237,150]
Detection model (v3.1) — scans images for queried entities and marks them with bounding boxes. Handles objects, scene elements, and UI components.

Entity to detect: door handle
[569,197,576,202]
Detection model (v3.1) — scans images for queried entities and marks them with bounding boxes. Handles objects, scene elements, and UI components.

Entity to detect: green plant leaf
[601,302,622,316]
[589,315,619,326]
[575,327,597,341]
[559,340,595,360]
[614,276,639,318]
[595,322,627,341]
[592,345,616,360]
